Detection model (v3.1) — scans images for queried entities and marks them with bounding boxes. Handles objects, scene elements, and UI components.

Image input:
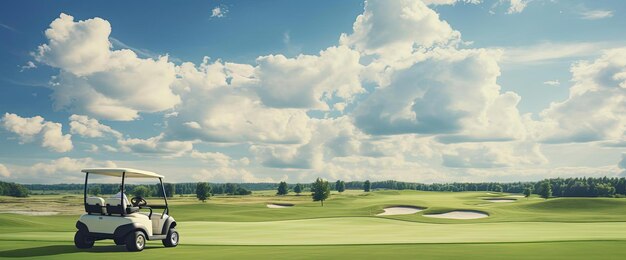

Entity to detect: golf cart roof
[81,168,164,178]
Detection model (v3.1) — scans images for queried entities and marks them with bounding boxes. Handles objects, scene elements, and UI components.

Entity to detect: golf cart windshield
[81,168,169,218]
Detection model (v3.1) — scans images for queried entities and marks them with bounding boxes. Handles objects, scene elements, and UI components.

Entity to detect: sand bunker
[0,211,59,216]
[377,206,424,216]
[507,195,525,198]
[266,203,294,208]
[423,210,488,219]
[484,198,516,203]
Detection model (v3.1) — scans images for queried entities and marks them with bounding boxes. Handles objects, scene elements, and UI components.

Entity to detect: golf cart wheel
[162,228,179,247]
[74,230,94,249]
[114,237,125,245]
[125,231,146,252]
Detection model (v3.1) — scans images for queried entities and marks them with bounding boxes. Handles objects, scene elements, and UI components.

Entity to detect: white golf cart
[74,168,178,251]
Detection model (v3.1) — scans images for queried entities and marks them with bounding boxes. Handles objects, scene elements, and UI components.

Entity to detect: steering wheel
[131,196,147,207]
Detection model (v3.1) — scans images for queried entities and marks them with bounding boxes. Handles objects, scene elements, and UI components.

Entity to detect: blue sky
[1,0,625,184]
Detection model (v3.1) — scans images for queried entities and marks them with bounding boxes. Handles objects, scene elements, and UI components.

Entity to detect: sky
[1,0,626,184]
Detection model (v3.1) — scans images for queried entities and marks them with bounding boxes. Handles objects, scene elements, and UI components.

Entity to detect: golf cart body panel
[75,168,178,251]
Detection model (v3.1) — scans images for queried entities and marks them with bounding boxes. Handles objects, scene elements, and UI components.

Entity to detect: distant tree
[539,181,552,199]
[294,183,303,195]
[335,180,346,193]
[163,183,175,198]
[311,178,331,206]
[494,184,503,192]
[196,182,211,202]
[225,183,237,195]
[523,187,532,198]
[132,185,150,198]
[235,187,252,195]
[277,181,288,195]
[364,180,371,192]
[89,186,101,196]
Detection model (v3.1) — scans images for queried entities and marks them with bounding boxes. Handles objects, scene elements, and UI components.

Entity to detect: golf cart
[74,168,178,251]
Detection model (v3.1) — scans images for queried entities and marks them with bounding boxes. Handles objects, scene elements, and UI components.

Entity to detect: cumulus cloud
[1,113,73,152]
[505,0,529,14]
[537,48,626,143]
[354,48,527,143]
[118,134,193,158]
[340,0,460,60]
[254,46,364,110]
[167,59,312,144]
[69,114,122,138]
[35,13,180,121]
[0,164,10,177]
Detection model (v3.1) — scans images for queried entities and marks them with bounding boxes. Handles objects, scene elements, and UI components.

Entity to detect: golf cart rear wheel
[125,231,146,252]
[74,230,94,249]
[162,228,179,247]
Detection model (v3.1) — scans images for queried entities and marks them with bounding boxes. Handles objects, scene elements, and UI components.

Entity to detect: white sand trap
[377,206,424,216]
[0,211,59,216]
[267,203,294,208]
[507,195,525,198]
[485,198,516,203]
[423,210,488,219]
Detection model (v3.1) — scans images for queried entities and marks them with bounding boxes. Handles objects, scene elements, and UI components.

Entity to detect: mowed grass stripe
[5,217,626,245]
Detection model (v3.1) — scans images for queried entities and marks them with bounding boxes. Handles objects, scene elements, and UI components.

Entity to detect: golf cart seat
[105,197,139,215]
[85,197,106,215]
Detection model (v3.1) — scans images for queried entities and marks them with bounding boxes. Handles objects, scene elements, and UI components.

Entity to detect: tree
[89,186,101,196]
[163,183,175,198]
[277,181,288,195]
[539,181,552,199]
[335,180,345,193]
[311,178,330,206]
[132,185,150,198]
[294,183,303,195]
[523,187,532,198]
[196,182,211,202]
[364,180,371,192]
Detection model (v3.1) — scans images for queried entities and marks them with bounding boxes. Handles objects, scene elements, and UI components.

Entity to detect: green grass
[2,190,626,259]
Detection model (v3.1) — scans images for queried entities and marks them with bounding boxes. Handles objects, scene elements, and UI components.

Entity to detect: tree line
[16,176,626,199]
[0,181,29,197]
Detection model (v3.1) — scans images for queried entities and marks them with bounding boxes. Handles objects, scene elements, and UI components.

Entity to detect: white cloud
[211,6,228,18]
[580,10,614,20]
[190,150,249,167]
[255,46,364,110]
[35,13,180,121]
[1,113,73,152]
[441,142,547,168]
[193,167,276,183]
[0,164,10,177]
[118,134,193,158]
[69,114,122,138]
[19,61,37,72]
[543,80,560,86]
[422,0,481,5]
[103,144,118,152]
[505,0,530,14]
[340,0,460,60]
[17,157,116,183]
[167,59,312,144]
[499,41,622,64]
[537,48,626,143]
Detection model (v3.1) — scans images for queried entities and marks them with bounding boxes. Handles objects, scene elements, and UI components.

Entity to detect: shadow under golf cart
[0,244,161,258]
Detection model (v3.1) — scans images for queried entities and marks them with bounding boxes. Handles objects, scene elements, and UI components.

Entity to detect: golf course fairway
[2,190,626,259]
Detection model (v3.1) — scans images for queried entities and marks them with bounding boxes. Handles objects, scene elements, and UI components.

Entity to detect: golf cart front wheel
[162,228,179,247]
[125,231,146,252]
[74,231,94,249]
